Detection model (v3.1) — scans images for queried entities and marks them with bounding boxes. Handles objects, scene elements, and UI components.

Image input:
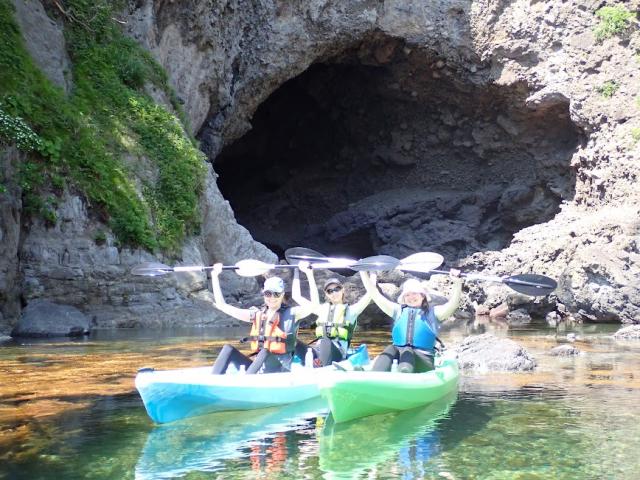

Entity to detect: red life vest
[249,306,289,355]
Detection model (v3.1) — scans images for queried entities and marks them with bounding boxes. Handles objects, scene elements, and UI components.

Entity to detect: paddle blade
[397,252,444,273]
[285,247,327,265]
[350,255,400,271]
[234,259,273,277]
[130,262,173,276]
[503,274,557,296]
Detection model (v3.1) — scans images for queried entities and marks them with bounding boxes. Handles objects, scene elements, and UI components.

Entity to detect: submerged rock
[454,333,536,371]
[12,300,90,338]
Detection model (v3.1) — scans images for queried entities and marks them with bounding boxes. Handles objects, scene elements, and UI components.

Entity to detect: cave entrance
[214,36,582,262]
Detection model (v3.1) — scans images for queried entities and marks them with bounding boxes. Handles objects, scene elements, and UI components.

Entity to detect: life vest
[249,306,296,355]
[315,303,351,342]
[391,306,439,352]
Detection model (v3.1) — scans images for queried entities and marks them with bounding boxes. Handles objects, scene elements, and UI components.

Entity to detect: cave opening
[214,36,582,263]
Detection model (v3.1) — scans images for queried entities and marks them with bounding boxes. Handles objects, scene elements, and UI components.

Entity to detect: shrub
[597,80,619,98]
[594,5,637,41]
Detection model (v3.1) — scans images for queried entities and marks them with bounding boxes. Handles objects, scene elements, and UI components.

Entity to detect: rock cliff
[1,0,638,333]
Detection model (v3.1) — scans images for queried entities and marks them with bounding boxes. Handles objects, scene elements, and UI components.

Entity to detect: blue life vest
[391,306,439,352]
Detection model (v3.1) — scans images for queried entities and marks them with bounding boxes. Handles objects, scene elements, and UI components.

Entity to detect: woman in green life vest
[292,261,373,366]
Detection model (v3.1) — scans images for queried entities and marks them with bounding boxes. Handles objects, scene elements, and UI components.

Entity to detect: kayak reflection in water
[361,270,463,372]
[209,263,314,374]
[292,261,373,366]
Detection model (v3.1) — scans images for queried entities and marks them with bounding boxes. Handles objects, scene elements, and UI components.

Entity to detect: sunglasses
[325,286,343,294]
[263,291,283,298]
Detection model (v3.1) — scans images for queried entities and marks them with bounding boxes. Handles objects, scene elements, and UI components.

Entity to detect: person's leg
[212,344,252,374]
[413,350,435,372]
[398,347,416,373]
[317,338,344,366]
[246,348,269,374]
[294,339,309,364]
[372,345,399,371]
[247,349,286,374]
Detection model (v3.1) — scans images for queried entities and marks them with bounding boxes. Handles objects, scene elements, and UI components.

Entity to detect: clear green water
[1,324,639,479]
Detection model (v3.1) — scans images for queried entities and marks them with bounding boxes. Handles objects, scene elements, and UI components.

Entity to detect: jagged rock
[613,325,640,340]
[550,344,580,356]
[454,333,536,372]
[13,299,90,337]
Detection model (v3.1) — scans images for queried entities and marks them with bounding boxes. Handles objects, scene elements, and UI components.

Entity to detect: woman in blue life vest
[209,263,314,374]
[292,261,373,366]
[360,270,462,373]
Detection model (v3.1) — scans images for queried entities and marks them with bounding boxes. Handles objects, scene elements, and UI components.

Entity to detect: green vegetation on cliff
[0,0,206,254]
[594,4,637,41]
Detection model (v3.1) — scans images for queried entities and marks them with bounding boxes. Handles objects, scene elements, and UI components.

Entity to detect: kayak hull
[136,344,369,423]
[136,366,325,423]
[319,355,459,423]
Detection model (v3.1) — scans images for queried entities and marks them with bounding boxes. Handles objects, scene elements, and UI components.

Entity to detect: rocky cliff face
[1,0,638,333]
[124,0,638,322]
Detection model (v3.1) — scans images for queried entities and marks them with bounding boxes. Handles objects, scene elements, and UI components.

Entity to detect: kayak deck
[319,355,459,423]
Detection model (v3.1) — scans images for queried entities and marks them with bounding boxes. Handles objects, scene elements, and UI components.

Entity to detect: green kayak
[319,352,459,423]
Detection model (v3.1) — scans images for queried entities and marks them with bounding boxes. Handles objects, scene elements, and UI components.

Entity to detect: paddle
[425,271,557,297]
[285,248,444,274]
[284,247,357,269]
[130,259,298,278]
[350,256,556,297]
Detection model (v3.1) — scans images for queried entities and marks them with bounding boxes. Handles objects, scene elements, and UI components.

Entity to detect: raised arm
[210,263,253,322]
[349,272,373,316]
[433,270,463,321]
[360,271,397,318]
[291,262,321,314]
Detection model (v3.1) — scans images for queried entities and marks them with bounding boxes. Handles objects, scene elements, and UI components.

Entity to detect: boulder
[613,325,640,340]
[506,308,532,325]
[12,299,90,337]
[454,333,536,371]
[549,344,580,356]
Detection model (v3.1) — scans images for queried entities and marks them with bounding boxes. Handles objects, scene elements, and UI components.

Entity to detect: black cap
[323,277,343,290]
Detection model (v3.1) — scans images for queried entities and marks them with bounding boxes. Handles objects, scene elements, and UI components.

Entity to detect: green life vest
[315,303,351,341]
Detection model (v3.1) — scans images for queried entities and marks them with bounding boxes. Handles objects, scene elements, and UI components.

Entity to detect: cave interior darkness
[213,36,583,264]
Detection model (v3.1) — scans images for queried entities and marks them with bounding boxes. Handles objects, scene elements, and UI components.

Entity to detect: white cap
[263,276,285,293]
[397,278,430,303]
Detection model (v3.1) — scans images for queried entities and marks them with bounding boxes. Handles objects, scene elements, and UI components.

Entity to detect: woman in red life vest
[209,263,314,374]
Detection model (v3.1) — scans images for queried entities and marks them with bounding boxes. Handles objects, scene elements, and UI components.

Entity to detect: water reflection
[135,397,326,479]
[319,393,457,479]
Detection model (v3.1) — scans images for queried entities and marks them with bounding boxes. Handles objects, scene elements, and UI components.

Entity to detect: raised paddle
[131,259,299,278]
[284,247,357,269]
[285,248,444,274]
[350,256,556,297]
[429,270,558,297]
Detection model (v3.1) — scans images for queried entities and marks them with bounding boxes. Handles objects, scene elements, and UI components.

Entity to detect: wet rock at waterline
[12,300,91,338]
[613,325,640,340]
[550,344,581,357]
[454,334,537,372]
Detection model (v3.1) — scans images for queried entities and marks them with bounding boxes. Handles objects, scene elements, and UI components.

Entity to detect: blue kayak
[136,344,369,423]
